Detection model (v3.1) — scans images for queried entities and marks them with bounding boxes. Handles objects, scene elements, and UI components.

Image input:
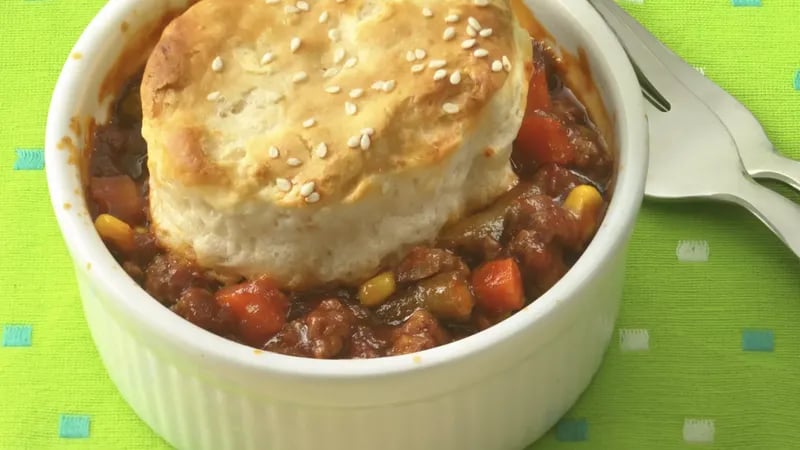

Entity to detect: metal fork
[589,0,800,192]
[588,0,800,257]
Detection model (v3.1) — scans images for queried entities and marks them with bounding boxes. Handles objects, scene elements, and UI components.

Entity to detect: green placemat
[1,1,798,448]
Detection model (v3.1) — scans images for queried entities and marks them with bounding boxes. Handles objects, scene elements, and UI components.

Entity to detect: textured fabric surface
[1,1,798,448]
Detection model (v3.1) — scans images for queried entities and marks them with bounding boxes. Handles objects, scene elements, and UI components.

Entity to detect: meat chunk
[172,288,234,336]
[348,325,389,359]
[90,123,148,180]
[504,194,580,249]
[306,299,355,359]
[568,124,612,183]
[438,183,542,261]
[508,229,568,295]
[530,163,582,200]
[395,247,468,283]
[144,254,213,306]
[389,310,450,356]
[266,299,355,359]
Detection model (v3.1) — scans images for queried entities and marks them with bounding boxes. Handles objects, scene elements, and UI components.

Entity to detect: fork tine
[585,0,692,105]
[590,0,800,193]
[589,0,690,71]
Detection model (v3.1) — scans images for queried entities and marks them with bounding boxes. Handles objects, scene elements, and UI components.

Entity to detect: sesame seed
[296,1,309,11]
[334,48,346,64]
[315,142,329,159]
[428,59,447,69]
[344,57,358,69]
[467,17,482,30]
[303,118,316,128]
[480,28,493,37]
[268,146,280,159]
[325,85,342,94]
[491,60,503,72]
[211,56,224,72]
[433,69,448,81]
[323,67,340,78]
[349,88,364,98]
[290,37,301,53]
[287,157,303,167]
[406,51,416,62]
[360,134,371,150]
[474,0,490,6]
[336,0,346,3]
[411,64,426,73]
[207,91,223,101]
[466,26,477,37]
[442,103,460,114]
[306,192,321,203]
[443,27,456,41]
[328,28,341,42]
[371,81,385,90]
[292,71,308,83]
[260,52,275,65]
[449,70,462,85]
[345,102,358,116]
[319,10,329,23]
[502,55,512,72]
[473,48,489,58]
[422,7,433,17]
[361,127,375,136]
[461,39,476,49]
[265,0,280,4]
[284,4,299,14]
[276,178,292,192]
[347,136,360,148]
[415,49,427,60]
[300,181,316,198]
[445,14,460,23]
[382,80,396,92]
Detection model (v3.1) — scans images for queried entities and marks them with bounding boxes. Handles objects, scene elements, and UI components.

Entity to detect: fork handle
[746,148,800,193]
[716,175,800,258]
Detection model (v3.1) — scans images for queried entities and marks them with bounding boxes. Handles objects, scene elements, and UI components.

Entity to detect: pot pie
[88,0,614,358]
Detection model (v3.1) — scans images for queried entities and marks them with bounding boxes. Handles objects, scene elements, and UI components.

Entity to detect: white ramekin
[45,1,647,448]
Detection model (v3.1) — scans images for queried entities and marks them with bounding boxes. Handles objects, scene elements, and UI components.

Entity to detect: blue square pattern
[59,415,90,439]
[556,418,588,442]
[794,70,800,91]
[2,325,32,347]
[742,329,774,352]
[732,0,762,6]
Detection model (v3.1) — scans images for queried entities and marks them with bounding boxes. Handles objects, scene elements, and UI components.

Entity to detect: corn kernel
[359,272,397,307]
[94,214,136,252]
[563,185,603,240]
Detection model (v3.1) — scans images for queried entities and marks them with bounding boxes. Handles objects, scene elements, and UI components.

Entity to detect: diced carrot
[525,59,551,113]
[90,175,144,225]
[216,277,289,346]
[471,259,525,314]
[514,113,574,165]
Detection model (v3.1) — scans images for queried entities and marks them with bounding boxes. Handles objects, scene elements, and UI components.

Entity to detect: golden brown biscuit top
[141,0,525,207]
